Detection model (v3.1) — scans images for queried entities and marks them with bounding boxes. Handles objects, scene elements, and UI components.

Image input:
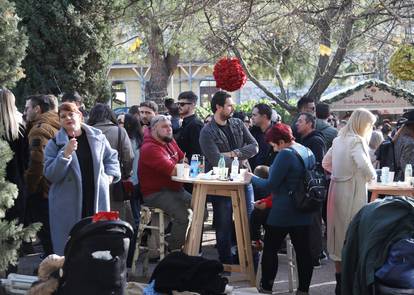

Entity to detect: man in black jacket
[176,91,204,162]
[249,103,276,171]
[296,112,327,267]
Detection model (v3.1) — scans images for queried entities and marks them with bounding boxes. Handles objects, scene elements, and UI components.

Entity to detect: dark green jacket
[342,197,414,295]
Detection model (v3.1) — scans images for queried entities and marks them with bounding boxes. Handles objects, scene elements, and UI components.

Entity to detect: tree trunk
[304,15,354,102]
[145,23,179,112]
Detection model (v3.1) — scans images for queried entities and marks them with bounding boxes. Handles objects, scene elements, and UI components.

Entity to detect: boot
[335,273,341,295]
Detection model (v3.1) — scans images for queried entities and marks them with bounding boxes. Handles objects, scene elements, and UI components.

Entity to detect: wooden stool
[131,206,165,276]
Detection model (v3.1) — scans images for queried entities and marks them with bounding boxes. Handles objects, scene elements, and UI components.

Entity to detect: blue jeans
[130,184,142,228]
[211,184,254,264]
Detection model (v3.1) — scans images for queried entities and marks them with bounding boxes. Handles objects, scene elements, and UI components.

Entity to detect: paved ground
[14,209,336,295]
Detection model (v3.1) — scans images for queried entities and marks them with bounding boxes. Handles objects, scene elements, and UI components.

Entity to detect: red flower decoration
[213,57,247,92]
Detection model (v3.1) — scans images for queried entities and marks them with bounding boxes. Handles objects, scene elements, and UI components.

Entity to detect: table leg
[230,187,256,286]
[184,183,207,256]
[370,191,379,202]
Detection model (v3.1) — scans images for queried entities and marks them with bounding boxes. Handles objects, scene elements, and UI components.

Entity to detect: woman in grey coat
[88,103,134,222]
[44,102,120,255]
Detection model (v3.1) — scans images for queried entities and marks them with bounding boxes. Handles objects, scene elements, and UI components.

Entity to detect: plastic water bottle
[218,155,226,179]
[190,154,199,178]
[231,157,239,179]
[405,164,412,184]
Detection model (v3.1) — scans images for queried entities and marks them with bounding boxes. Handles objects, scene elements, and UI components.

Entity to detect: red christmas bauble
[213,57,247,92]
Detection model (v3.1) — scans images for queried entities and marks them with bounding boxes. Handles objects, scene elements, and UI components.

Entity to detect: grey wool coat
[44,123,121,255]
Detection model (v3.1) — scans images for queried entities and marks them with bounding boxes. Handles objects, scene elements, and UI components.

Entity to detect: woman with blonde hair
[0,88,28,225]
[322,108,377,295]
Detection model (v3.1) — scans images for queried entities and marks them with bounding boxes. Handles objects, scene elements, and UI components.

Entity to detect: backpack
[57,214,134,295]
[288,147,327,213]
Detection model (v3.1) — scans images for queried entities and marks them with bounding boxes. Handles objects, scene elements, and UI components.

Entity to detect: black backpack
[57,216,134,295]
[288,147,327,213]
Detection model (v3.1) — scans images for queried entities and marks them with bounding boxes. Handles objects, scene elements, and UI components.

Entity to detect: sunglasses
[178,102,193,107]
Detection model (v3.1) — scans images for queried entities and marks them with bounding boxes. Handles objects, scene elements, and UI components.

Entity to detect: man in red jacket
[139,114,191,251]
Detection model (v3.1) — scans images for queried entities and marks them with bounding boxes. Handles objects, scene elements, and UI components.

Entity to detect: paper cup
[176,163,185,178]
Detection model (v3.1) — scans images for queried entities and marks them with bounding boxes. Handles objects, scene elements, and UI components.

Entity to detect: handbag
[111,127,133,201]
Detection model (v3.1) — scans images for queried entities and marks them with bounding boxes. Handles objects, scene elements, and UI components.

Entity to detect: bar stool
[256,235,298,293]
[131,206,165,277]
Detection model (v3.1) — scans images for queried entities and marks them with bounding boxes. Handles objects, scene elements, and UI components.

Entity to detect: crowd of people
[1,86,414,295]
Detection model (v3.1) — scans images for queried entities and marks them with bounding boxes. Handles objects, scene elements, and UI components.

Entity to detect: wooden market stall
[321,79,414,119]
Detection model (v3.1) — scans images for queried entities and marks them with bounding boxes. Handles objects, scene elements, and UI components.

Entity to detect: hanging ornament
[128,37,143,52]
[389,44,414,81]
[213,57,247,92]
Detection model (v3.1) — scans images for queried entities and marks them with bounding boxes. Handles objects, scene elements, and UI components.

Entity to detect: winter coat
[342,197,414,295]
[44,123,120,255]
[199,117,258,171]
[300,129,326,173]
[322,134,376,261]
[25,111,60,197]
[91,120,133,177]
[315,119,338,149]
[394,133,414,181]
[3,124,29,223]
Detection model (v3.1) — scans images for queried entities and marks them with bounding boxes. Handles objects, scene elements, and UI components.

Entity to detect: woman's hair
[369,130,384,150]
[124,113,143,146]
[87,103,117,125]
[0,88,22,141]
[339,108,376,141]
[58,102,80,115]
[265,123,295,144]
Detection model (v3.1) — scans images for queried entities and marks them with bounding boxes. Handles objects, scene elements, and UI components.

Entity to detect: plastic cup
[213,167,219,175]
[176,163,185,178]
[183,167,190,179]
[388,171,395,183]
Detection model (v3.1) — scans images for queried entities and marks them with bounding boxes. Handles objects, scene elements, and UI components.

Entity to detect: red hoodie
[139,129,185,196]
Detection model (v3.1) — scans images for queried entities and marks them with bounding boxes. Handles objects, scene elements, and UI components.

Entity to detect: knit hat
[316,103,330,119]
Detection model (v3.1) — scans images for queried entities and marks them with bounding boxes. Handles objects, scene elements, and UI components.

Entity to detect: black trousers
[261,225,313,292]
[309,209,323,265]
[250,208,270,241]
[27,193,53,255]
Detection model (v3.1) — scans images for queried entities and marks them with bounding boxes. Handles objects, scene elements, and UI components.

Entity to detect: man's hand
[222,151,236,158]
[254,201,267,210]
[107,175,114,184]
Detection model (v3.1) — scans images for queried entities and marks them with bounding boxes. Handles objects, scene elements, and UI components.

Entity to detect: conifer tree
[0,0,28,89]
[0,139,40,271]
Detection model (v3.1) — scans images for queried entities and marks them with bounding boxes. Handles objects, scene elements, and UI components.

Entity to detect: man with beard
[138,115,191,251]
[200,91,258,265]
[139,101,158,129]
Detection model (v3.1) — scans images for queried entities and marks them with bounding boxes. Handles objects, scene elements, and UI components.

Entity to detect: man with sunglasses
[176,91,204,163]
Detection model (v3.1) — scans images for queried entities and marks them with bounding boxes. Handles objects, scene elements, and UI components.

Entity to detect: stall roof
[321,79,414,112]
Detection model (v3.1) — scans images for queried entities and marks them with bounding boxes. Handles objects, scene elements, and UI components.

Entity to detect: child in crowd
[250,165,272,251]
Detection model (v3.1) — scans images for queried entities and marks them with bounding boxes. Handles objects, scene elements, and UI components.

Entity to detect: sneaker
[313,259,322,269]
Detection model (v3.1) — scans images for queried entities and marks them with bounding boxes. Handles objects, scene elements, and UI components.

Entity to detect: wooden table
[368,182,414,202]
[172,176,256,286]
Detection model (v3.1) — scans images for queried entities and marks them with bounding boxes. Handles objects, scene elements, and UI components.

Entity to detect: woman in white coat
[322,108,376,295]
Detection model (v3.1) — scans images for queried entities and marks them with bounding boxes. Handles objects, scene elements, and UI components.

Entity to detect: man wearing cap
[315,103,338,149]
[394,110,414,181]
[24,94,60,256]
[138,115,191,251]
